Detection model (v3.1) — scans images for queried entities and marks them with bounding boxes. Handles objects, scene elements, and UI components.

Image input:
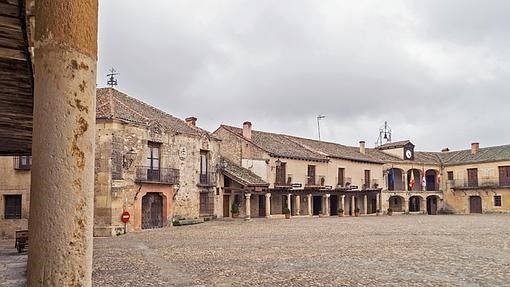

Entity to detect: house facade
[94,88,224,236]
[0,156,31,238]
[214,122,385,219]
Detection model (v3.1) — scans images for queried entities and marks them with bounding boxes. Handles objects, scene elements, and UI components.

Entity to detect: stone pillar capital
[245,193,251,199]
[265,193,271,198]
[325,193,331,198]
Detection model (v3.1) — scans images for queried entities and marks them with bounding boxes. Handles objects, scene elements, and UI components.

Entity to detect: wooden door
[142,193,163,229]
[258,195,266,217]
[338,168,345,186]
[308,165,316,185]
[469,196,482,214]
[223,195,230,217]
[276,162,286,185]
[467,168,478,187]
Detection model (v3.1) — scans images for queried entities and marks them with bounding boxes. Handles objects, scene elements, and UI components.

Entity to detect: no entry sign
[121,211,130,223]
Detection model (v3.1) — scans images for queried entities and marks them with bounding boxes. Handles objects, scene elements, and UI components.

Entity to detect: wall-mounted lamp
[216,160,228,171]
[123,148,136,169]
[275,158,282,167]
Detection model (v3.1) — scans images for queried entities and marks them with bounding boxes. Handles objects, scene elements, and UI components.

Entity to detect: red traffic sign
[121,211,130,223]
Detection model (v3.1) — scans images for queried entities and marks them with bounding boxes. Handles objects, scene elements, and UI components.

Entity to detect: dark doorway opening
[223,195,230,217]
[426,196,438,215]
[469,196,482,214]
[409,196,421,212]
[142,193,163,230]
[312,196,322,215]
[258,195,266,217]
[330,195,338,216]
[370,197,377,213]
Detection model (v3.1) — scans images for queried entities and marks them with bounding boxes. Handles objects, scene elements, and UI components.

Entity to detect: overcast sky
[97,0,510,151]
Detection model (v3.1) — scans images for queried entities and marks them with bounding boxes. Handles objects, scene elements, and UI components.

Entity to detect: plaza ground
[2,215,509,286]
[92,215,510,287]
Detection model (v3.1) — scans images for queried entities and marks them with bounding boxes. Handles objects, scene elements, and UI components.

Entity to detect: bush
[338,208,344,213]
[231,202,239,214]
[283,207,291,214]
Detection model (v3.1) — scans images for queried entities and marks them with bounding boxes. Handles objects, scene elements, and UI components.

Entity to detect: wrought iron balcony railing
[199,172,216,186]
[449,178,506,189]
[275,174,293,187]
[135,166,179,185]
[305,175,326,187]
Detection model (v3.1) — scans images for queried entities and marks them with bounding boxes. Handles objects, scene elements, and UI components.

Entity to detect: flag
[421,167,426,189]
[409,170,415,190]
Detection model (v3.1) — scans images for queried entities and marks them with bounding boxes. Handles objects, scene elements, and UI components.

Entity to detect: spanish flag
[409,170,415,190]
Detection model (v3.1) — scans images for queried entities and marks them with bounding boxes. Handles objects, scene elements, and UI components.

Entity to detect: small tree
[231,202,239,215]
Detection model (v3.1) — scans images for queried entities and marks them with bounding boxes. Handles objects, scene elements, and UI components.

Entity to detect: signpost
[121,211,130,234]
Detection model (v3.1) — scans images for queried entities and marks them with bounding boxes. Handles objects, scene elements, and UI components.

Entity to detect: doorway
[223,195,230,217]
[469,196,482,214]
[258,195,266,217]
[426,196,438,215]
[312,196,322,215]
[330,195,338,216]
[142,193,163,229]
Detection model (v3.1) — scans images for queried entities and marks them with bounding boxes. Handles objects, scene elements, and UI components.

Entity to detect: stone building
[94,88,224,236]
[0,156,31,238]
[214,122,385,219]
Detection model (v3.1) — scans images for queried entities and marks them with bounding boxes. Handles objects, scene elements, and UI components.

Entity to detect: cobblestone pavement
[93,214,510,287]
[0,240,26,287]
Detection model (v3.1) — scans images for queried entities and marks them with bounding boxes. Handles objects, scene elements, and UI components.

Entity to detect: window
[307,165,316,185]
[4,195,22,219]
[14,156,31,170]
[364,170,371,189]
[200,150,209,184]
[146,142,161,181]
[338,168,345,186]
[447,171,454,181]
[494,195,502,207]
[467,168,478,187]
[498,166,510,187]
[275,162,287,185]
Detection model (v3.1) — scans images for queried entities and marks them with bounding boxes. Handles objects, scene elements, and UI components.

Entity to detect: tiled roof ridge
[98,87,213,138]
[219,124,272,154]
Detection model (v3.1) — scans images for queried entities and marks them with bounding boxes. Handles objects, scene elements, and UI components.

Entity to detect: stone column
[376,193,380,213]
[325,194,331,216]
[307,194,313,216]
[363,194,368,215]
[287,193,292,213]
[420,197,426,214]
[351,195,356,216]
[27,1,98,286]
[341,195,345,215]
[404,173,409,191]
[404,197,409,213]
[265,193,271,218]
[245,193,251,220]
[295,195,301,216]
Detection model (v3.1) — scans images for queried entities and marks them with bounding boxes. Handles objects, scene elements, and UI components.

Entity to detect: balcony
[199,172,216,187]
[362,179,380,190]
[135,166,179,185]
[305,175,326,187]
[275,174,293,188]
[450,178,505,190]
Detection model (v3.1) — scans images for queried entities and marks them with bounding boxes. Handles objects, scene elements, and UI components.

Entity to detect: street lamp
[275,158,282,167]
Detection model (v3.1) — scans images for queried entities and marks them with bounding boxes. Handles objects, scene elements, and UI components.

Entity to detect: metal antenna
[317,115,325,141]
[107,68,119,87]
[375,121,392,147]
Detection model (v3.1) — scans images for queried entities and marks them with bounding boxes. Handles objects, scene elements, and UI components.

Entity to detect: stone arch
[407,169,422,191]
[409,195,423,212]
[134,184,174,231]
[425,169,439,191]
[387,168,404,191]
[426,195,439,215]
[388,195,404,212]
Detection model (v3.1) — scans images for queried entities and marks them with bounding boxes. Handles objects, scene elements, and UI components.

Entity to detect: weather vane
[107,68,119,87]
[375,121,392,147]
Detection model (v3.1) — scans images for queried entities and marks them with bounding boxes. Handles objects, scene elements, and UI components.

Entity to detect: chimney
[471,142,479,155]
[441,147,450,153]
[359,141,366,154]
[185,117,197,127]
[243,121,252,140]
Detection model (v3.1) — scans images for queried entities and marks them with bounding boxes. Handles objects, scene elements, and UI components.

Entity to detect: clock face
[405,149,413,159]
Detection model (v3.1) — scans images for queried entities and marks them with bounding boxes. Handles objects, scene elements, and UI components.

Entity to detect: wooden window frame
[4,194,22,219]
[494,195,502,207]
[447,171,454,181]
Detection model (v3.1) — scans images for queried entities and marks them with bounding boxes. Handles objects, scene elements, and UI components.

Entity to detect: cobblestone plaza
[92,215,510,287]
